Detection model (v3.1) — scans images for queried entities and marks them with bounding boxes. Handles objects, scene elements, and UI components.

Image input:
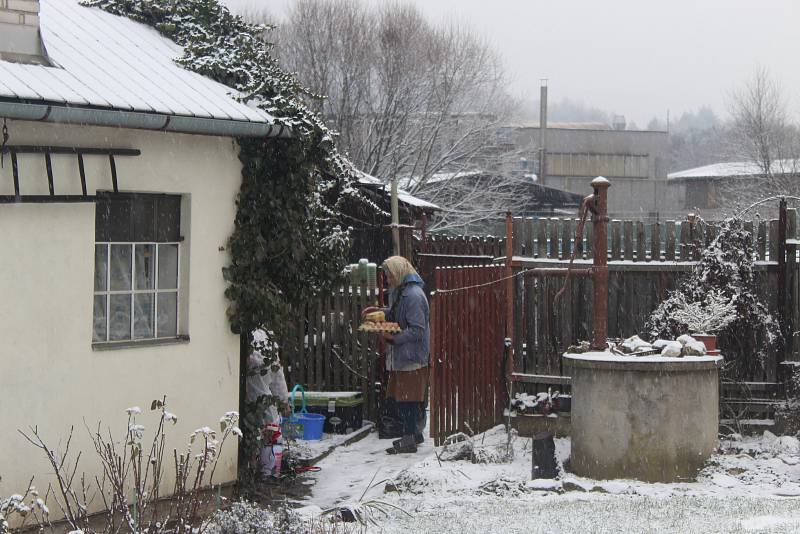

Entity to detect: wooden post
[391,177,400,256]
[505,211,514,378]
[778,198,788,359]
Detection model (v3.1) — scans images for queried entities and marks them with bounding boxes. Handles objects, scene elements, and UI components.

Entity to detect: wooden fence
[429,265,508,445]
[275,205,800,424]
[508,210,799,383]
[280,282,383,421]
[420,208,799,385]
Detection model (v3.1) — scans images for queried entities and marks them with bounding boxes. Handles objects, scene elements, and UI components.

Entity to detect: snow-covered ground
[295,424,800,533]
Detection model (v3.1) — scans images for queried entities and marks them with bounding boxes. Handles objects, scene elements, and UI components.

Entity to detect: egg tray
[358,321,402,333]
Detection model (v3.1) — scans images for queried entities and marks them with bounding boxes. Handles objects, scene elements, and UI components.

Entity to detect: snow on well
[563,351,723,364]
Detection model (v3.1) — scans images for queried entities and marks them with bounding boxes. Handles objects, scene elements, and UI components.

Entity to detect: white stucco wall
[0,120,243,515]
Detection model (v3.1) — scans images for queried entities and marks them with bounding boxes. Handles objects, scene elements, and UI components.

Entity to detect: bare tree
[254,0,525,233]
[719,67,800,209]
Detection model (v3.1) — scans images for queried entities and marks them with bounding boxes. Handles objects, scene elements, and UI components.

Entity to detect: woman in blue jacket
[364,256,430,454]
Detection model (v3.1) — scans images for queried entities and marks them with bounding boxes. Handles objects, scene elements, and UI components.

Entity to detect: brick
[0,11,23,24]
[21,12,37,26]
[6,0,39,14]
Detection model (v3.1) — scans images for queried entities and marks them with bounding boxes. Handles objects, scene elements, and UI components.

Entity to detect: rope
[431,268,535,295]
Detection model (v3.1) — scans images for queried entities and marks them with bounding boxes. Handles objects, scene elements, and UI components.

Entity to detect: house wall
[0,120,242,515]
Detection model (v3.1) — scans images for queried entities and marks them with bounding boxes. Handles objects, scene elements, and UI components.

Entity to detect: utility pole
[538,79,548,185]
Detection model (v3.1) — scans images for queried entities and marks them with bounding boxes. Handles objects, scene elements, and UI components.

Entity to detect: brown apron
[387,367,429,402]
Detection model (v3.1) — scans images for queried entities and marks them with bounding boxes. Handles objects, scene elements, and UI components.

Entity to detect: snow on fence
[429,265,508,445]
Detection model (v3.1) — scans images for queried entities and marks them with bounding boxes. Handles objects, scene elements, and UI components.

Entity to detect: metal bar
[109,155,119,193]
[78,154,87,196]
[45,152,54,195]
[11,149,19,198]
[0,195,97,203]
[5,145,141,156]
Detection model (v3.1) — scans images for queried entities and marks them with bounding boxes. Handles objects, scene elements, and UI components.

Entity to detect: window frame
[93,241,181,343]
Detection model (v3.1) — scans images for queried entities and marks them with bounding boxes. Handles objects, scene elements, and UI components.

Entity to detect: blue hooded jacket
[382,273,430,369]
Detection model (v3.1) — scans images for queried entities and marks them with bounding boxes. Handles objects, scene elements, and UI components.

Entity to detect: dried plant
[13,397,241,533]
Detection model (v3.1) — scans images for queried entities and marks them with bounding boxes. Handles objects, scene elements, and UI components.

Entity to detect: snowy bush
[204,500,291,534]
[666,289,737,334]
[646,218,781,378]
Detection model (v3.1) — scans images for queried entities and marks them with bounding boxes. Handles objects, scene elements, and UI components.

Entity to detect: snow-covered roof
[357,171,440,211]
[668,160,800,180]
[0,0,275,126]
[503,122,612,131]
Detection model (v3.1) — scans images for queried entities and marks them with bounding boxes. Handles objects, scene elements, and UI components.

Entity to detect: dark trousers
[397,401,419,436]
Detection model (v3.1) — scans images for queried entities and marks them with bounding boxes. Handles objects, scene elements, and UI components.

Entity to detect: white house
[0,0,288,509]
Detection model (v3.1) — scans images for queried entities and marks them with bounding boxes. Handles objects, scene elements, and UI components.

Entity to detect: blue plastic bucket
[285,385,326,441]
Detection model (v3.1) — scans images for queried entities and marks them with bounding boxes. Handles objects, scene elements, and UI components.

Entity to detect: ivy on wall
[82,0,370,339]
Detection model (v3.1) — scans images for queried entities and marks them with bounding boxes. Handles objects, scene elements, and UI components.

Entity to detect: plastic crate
[292,391,364,434]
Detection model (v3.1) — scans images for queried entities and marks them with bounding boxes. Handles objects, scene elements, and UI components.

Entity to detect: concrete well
[564,352,722,483]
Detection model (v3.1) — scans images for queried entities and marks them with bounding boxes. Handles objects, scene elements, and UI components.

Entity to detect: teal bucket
[284,385,326,441]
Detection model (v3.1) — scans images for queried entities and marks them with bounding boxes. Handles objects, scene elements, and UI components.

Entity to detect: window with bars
[93,193,182,343]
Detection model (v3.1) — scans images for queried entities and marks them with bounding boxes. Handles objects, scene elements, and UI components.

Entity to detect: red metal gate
[429,265,508,445]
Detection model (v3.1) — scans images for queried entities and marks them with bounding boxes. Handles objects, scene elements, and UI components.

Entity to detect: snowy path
[296,424,435,512]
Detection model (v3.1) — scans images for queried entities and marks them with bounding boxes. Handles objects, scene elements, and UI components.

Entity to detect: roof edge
[0,100,292,139]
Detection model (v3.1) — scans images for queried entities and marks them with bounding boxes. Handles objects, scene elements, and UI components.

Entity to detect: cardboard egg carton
[358,321,401,333]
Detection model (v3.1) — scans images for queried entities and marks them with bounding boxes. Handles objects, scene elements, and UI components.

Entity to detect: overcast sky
[221,0,800,127]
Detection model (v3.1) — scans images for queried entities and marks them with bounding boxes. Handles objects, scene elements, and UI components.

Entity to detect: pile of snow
[610,334,710,358]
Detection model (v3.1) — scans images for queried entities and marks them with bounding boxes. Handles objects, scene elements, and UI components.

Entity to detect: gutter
[0,100,291,138]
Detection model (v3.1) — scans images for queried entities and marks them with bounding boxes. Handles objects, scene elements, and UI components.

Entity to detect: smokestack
[538,80,548,185]
[0,0,46,65]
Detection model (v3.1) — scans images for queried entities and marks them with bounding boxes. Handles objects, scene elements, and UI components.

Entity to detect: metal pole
[539,81,548,186]
[591,177,610,350]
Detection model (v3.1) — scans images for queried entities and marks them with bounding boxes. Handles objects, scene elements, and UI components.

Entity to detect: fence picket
[636,221,646,262]
[513,217,523,256]
[549,218,559,259]
[665,221,676,261]
[679,221,690,261]
[757,221,767,261]
[523,218,534,257]
[611,220,622,261]
[651,222,661,262]
[623,221,633,261]
[769,219,779,262]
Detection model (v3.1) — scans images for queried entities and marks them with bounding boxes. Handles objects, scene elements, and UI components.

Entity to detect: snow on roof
[503,122,612,130]
[356,171,440,210]
[0,0,275,125]
[668,160,800,180]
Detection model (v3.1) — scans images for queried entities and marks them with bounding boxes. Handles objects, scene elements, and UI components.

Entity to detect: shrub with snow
[646,218,781,378]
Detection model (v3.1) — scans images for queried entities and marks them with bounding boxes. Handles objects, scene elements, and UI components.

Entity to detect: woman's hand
[361,306,380,319]
[381,332,395,343]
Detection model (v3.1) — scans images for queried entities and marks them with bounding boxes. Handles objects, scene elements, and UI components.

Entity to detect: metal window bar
[94,241,180,343]
[1,145,140,203]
